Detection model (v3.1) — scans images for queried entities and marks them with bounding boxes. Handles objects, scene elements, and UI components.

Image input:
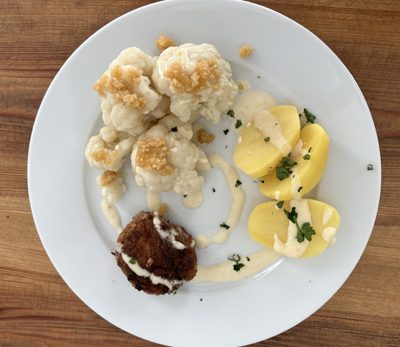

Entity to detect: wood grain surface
[1,0,399,346]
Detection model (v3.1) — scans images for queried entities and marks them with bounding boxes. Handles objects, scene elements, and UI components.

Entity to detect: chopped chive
[264,137,270,142]
[129,258,137,264]
[227,109,235,118]
[212,188,216,192]
[223,129,229,135]
[367,164,374,171]
[220,222,230,229]
[235,119,243,128]
[303,154,311,160]
[235,179,242,187]
[171,126,178,132]
[276,201,284,209]
[298,186,303,192]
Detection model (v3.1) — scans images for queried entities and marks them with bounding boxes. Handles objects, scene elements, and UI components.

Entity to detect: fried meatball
[115,211,197,295]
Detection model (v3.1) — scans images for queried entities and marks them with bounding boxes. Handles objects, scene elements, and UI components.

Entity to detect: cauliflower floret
[131,119,209,194]
[97,171,126,203]
[94,48,162,135]
[149,95,171,119]
[158,114,193,140]
[85,127,136,171]
[152,43,238,123]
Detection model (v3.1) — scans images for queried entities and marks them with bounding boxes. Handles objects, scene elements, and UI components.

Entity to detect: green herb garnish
[308,147,312,153]
[235,119,243,128]
[227,109,235,118]
[183,194,187,198]
[276,201,284,209]
[171,126,178,132]
[275,156,297,181]
[235,179,242,187]
[223,129,229,135]
[264,137,270,142]
[303,108,316,123]
[228,254,245,272]
[367,164,374,171]
[298,186,303,192]
[246,256,250,261]
[212,188,216,193]
[220,222,230,229]
[129,258,137,264]
[303,154,311,160]
[284,207,316,243]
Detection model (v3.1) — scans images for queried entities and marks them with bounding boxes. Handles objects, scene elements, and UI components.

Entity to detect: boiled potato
[248,199,340,257]
[260,124,329,200]
[233,105,300,178]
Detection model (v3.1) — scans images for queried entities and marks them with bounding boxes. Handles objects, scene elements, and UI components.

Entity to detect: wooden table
[1,1,399,345]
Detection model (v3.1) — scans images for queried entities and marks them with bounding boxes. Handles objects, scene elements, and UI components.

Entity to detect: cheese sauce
[193,249,280,282]
[195,154,246,248]
[146,189,161,211]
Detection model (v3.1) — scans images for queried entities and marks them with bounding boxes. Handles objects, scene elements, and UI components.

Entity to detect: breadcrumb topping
[197,129,215,144]
[100,170,120,187]
[157,203,168,216]
[91,149,118,167]
[156,34,176,51]
[164,58,221,94]
[93,65,147,108]
[239,45,254,58]
[136,138,175,175]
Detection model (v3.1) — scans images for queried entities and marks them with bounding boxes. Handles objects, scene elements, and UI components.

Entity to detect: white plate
[28,0,381,346]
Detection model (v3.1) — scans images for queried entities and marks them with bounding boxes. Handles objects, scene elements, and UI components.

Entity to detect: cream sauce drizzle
[152,212,187,250]
[116,243,183,290]
[101,199,123,233]
[192,249,280,283]
[195,154,246,248]
[233,89,277,125]
[290,167,303,200]
[97,174,125,234]
[182,190,203,209]
[146,189,161,211]
[254,110,291,155]
[322,208,333,225]
[322,226,337,245]
[273,199,312,257]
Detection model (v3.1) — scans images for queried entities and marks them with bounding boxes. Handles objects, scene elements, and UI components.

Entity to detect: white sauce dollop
[195,154,245,248]
[273,199,312,257]
[152,212,189,250]
[101,199,123,233]
[322,226,337,245]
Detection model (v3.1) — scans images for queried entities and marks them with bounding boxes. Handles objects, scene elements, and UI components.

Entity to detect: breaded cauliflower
[131,118,209,194]
[85,127,135,171]
[94,47,163,135]
[152,43,238,123]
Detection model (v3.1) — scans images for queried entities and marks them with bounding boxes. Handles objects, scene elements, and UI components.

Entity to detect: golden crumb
[197,129,215,144]
[100,170,120,187]
[164,58,221,94]
[91,149,118,167]
[136,138,175,175]
[239,45,254,58]
[156,34,176,51]
[93,65,147,108]
[157,203,168,216]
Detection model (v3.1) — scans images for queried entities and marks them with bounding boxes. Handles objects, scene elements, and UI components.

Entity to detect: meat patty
[115,211,197,295]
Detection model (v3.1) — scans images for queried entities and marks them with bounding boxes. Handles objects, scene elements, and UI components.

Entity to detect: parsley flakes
[223,129,229,135]
[264,137,270,142]
[235,119,243,128]
[276,157,297,181]
[227,109,235,118]
[284,207,316,243]
[367,164,374,171]
[276,201,284,209]
[303,154,311,160]
[303,108,316,123]
[170,126,178,132]
[228,254,245,272]
[129,258,137,264]
[220,222,230,229]
[235,179,242,187]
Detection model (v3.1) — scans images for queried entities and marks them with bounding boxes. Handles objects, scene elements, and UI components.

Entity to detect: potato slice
[233,105,300,178]
[260,124,329,200]
[248,199,340,257]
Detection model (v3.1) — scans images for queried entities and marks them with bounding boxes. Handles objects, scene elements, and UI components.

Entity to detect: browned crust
[115,211,197,295]
[99,170,120,186]
[239,44,254,58]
